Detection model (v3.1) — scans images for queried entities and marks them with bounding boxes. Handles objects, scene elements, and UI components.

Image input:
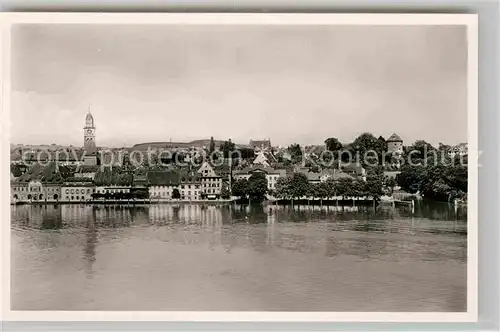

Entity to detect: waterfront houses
[197,162,222,199]
[147,170,180,200]
[179,173,202,200]
[95,185,131,195]
[233,166,286,191]
[61,179,95,202]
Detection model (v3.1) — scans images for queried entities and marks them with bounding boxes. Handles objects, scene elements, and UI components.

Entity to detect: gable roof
[147,171,180,186]
[387,133,403,142]
[340,163,365,175]
[14,162,69,184]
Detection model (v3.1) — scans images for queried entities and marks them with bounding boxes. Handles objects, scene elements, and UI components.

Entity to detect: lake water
[11,202,467,312]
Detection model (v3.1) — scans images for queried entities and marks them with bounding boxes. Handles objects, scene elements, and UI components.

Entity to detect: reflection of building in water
[14,204,63,229]
[93,205,133,226]
[148,204,224,227]
[149,204,176,222]
[266,206,276,245]
[83,207,98,278]
[61,204,94,224]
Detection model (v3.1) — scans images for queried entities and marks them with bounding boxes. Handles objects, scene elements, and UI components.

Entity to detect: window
[65,189,69,194]
[71,196,74,200]
[71,189,74,194]
[188,191,191,196]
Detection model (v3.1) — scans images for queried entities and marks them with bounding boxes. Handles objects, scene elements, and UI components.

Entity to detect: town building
[10,162,66,202]
[74,165,100,180]
[197,162,222,199]
[450,143,468,157]
[61,179,95,202]
[11,180,46,202]
[233,166,286,191]
[252,149,277,167]
[94,185,131,195]
[147,170,180,199]
[294,168,355,185]
[387,133,404,155]
[340,163,367,181]
[179,172,202,200]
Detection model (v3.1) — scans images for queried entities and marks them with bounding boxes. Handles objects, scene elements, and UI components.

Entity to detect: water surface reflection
[11,202,467,312]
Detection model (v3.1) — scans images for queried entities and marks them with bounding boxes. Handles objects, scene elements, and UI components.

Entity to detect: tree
[350,133,386,166]
[232,179,249,199]
[313,181,330,200]
[408,140,436,162]
[274,177,291,199]
[287,144,303,165]
[384,176,397,195]
[172,188,181,199]
[324,137,343,153]
[209,136,216,154]
[396,165,428,194]
[220,183,231,199]
[247,172,268,202]
[363,174,384,199]
[335,178,355,198]
[324,178,338,198]
[377,136,388,151]
[220,139,236,159]
[289,172,310,198]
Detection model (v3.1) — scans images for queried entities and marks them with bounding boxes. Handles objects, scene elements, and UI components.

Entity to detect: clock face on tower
[86,129,93,135]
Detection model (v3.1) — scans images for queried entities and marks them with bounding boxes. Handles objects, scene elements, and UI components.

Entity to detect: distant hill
[132,139,247,151]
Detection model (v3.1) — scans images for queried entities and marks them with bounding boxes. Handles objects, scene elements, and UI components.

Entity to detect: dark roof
[94,166,133,186]
[147,171,180,186]
[249,139,271,150]
[14,162,68,184]
[387,133,403,142]
[76,165,100,173]
[61,182,95,187]
[10,164,27,177]
[340,163,364,173]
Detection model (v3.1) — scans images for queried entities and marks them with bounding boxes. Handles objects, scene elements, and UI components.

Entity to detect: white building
[197,162,222,199]
[450,143,468,157]
[233,166,286,191]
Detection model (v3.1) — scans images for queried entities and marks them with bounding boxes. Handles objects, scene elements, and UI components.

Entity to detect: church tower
[83,110,97,166]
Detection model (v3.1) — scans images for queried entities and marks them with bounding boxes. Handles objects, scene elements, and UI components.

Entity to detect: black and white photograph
[1,13,478,321]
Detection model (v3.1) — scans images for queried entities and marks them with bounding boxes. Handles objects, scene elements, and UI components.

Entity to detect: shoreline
[11,198,465,207]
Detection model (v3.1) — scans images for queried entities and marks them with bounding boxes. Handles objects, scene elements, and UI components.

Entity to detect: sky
[11,24,468,148]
